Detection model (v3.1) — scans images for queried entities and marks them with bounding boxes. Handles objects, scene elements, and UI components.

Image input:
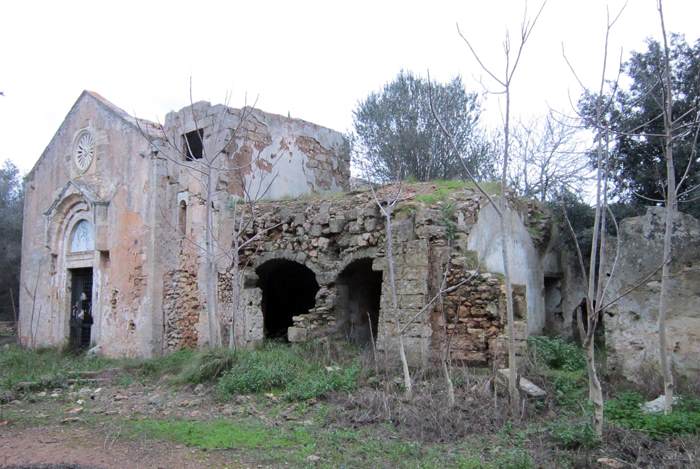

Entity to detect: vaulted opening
[335,258,383,345]
[256,259,319,340]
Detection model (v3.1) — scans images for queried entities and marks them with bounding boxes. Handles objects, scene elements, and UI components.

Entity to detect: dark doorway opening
[256,260,319,340]
[336,259,383,345]
[544,275,563,328]
[69,268,93,350]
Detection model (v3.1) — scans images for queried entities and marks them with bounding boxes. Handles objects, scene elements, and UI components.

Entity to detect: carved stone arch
[252,250,324,280]
[44,181,109,255]
[336,247,380,275]
[45,193,92,255]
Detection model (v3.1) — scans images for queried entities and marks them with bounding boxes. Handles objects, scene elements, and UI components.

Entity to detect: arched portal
[336,258,383,345]
[256,259,319,340]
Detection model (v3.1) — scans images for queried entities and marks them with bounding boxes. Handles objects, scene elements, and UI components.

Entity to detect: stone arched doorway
[256,259,320,340]
[66,218,95,350]
[335,258,383,345]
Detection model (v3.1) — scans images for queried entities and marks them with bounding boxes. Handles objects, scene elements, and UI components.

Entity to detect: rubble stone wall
[216,183,548,367]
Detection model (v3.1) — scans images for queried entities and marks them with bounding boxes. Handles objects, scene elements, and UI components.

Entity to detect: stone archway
[256,259,320,340]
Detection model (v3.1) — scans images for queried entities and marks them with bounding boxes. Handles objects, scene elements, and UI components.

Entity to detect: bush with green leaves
[606,392,700,437]
[528,336,585,372]
[548,420,600,449]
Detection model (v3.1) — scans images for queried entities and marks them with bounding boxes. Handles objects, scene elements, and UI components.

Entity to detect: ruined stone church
[20,91,700,384]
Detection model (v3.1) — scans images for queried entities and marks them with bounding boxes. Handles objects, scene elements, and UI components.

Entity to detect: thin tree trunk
[502,83,520,416]
[205,170,220,347]
[658,0,676,414]
[385,205,412,399]
[585,336,604,435]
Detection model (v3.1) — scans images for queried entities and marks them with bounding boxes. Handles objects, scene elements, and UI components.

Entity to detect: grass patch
[126,348,196,378]
[606,391,700,437]
[0,345,117,392]
[415,179,500,204]
[176,348,237,384]
[130,418,313,450]
[217,342,359,401]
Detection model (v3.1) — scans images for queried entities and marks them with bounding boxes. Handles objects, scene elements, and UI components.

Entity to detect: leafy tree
[578,35,700,217]
[0,160,23,322]
[352,70,497,182]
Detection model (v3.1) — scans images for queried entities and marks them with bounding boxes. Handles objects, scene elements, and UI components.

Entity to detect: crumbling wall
[216,183,547,367]
[604,207,700,383]
[162,245,201,351]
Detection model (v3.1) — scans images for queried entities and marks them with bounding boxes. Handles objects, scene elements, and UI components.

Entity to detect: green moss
[414,179,500,204]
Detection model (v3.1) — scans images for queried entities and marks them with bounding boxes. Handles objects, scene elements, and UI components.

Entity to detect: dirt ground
[0,381,285,469]
[0,425,242,469]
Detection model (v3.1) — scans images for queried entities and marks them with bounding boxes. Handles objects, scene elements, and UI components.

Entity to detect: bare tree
[560,3,628,436]
[430,1,547,415]
[365,177,413,398]
[654,0,700,414]
[509,115,589,201]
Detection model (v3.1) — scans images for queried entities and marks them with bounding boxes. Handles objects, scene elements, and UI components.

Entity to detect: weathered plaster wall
[466,199,547,335]
[162,102,350,200]
[19,91,158,357]
[604,207,700,383]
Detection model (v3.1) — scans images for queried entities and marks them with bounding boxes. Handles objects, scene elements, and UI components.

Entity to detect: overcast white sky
[1,0,698,173]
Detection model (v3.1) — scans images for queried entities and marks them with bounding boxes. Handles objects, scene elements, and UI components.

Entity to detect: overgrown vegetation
[2,338,699,467]
[527,336,587,410]
[217,342,359,401]
[0,345,119,393]
[606,391,700,437]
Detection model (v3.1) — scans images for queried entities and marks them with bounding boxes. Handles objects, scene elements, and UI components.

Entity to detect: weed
[606,391,700,437]
[127,348,195,378]
[528,336,585,372]
[440,201,457,241]
[217,342,359,401]
[176,348,236,384]
[0,345,116,392]
[548,420,601,449]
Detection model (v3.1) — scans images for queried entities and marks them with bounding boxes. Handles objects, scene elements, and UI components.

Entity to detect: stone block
[287,327,308,343]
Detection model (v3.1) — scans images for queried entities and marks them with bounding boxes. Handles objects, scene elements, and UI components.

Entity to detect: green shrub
[548,420,600,449]
[606,391,700,437]
[490,449,534,469]
[217,342,359,401]
[528,336,585,372]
